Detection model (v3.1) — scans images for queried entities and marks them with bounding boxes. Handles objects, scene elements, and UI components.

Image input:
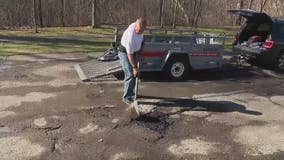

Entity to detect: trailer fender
[162,50,190,70]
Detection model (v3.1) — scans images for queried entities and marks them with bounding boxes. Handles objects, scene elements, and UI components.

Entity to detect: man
[118,18,147,105]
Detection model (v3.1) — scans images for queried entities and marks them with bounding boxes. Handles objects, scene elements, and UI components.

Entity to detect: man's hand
[133,67,139,78]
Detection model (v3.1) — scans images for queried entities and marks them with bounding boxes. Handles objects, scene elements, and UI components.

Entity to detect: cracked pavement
[0,53,284,160]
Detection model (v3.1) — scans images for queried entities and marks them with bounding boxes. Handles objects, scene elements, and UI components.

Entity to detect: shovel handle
[134,61,139,100]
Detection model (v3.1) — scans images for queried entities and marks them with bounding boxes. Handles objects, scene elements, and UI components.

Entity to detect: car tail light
[233,33,238,43]
[263,40,275,49]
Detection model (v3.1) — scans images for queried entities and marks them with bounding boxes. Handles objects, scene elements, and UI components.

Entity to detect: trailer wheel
[165,57,189,81]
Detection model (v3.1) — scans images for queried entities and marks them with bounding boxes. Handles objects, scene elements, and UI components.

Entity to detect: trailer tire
[165,57,189,81]
[275,53,284,72]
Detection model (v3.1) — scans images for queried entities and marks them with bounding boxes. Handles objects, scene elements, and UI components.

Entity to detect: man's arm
[127,53,137,68]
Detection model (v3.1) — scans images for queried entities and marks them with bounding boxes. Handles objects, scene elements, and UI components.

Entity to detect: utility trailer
[75,27,227,81]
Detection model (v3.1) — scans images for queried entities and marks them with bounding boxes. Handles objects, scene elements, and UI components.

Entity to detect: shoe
[122,98,133,106]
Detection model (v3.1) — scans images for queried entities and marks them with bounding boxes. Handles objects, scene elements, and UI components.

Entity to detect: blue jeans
[118,51,136,102]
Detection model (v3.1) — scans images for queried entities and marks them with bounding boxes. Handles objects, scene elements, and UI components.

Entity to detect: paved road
[0,54,283,160]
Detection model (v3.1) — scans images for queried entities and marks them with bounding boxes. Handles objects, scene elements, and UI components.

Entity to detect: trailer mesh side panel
[75,60,122,81]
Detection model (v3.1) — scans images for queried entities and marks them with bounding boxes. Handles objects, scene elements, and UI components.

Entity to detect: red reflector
[263,40,275,49]
[233,33,238,43]
[141,52,165,57]
[191,52,220,56]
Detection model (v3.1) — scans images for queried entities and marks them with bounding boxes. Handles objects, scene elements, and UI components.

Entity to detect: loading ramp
[74,60,122,81]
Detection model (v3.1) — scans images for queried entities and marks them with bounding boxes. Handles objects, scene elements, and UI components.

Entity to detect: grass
[0,25,238,56]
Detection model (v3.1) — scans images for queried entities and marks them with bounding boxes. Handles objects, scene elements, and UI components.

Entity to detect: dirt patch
[110,152,141,160]
[0,136,46,160]
[7,55,51,62]
[7,53,88,62]
[79,123,104,134]
[0,111,16,119]
[32,63,78,87]
[233,124,284,155]
[0,63,78,89]
[168,138,218,155]
[182,111,210,118]
[270,96,284,107]
[33,118,47,127]
[0,64,12,73]
[0,126,12,133]
[0,92,57,110]
[33,63,73,77]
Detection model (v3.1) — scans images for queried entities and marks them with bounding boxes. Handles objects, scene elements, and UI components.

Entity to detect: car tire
[164,57,189,81]
[276,54,284,72]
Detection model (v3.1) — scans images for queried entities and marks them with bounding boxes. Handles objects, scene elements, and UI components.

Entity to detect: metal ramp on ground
[74,60,122,81]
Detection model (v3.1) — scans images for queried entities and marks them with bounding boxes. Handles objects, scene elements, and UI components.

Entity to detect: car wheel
[165,57,189,81]
[276,54,284,71]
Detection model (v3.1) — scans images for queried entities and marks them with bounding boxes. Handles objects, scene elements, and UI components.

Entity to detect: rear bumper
[232,45,275,62]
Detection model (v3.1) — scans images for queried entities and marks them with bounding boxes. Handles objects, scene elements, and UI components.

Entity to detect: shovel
[133,62,140,116]
[134,62,139,102]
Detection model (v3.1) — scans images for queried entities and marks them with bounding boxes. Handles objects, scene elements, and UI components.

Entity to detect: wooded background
[0,0,283,29]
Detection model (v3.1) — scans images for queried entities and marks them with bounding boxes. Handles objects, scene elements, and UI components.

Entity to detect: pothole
[135,111,174,134]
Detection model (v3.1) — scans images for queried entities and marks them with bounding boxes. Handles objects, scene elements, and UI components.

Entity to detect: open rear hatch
[228,9,273,46]
[228,9,272,23]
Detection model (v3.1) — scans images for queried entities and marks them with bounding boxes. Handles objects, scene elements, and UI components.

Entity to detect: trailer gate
[74,60,122,81]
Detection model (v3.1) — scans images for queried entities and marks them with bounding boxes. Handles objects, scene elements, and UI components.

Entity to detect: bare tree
[236,0,244,25]
[60,0,65,27]
[159,0,165,28]
[172,0,178,28]
[75,0,81,26]
[91,0,99,28]
[1,0,284,29]
[38,0,43,26]
[175,0,189,25]
[32,0,38,33]
[248,0,254,9]
[260,0,269,12]
[194,0,203,26]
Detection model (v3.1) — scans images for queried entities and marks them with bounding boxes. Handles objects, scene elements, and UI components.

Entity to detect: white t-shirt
[121,23,144,54]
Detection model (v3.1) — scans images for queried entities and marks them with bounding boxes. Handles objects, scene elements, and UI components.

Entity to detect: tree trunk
[159,0,165,28]
[191,0,196,26]
[60,0,65,27]
[172,0,178,28]
[260,0,268,12]
[248,0,254,9]
[32,0,38,33]
[174,0,189,25]
[76,0,80,26]
[194,0,203,27]
[91,0,97,28]
[236,0,244,25]
[38,0,43,27]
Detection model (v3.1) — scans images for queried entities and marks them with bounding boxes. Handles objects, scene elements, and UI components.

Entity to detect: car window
[272,23,284,41]
[256,23,270,32]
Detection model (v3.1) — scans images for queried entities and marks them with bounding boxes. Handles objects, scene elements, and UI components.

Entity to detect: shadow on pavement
[138,95,262,116]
